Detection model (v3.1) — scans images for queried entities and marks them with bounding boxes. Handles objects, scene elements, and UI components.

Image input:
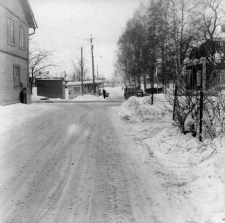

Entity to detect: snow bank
[32,95,49,100]
[31,88,49,101]
[120,95,171,121]
[32,94,105,102]
[147,128,225,221]
[189,136,225,221]
[119,94,225,222]
[72,94,105,101]
[0,103,59,132]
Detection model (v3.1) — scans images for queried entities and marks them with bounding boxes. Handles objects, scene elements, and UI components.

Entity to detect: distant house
[66,80,104,99]
[0,0,37,105]
[185,38,225,92]
[36,78,65,99]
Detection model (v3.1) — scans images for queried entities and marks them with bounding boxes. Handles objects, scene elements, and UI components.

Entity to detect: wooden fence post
[199,57,206,141]
[173,85,178,120]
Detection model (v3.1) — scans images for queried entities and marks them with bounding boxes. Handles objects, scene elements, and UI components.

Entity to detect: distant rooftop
[36,78,64,81]
[67,80,103,86]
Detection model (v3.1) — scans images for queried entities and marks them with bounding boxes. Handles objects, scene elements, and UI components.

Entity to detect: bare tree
[115,0,225,139]
[70,54,89,81]
[29,42,57,94]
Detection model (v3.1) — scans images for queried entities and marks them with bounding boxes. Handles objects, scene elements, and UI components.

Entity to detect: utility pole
[81,47,83,96]
[156,66,158,94]
[90,36,95,95]
[97,66,98,79]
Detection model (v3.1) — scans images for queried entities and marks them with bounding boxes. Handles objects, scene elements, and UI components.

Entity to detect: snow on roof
[36,79,64,81]
[66,80,103,86]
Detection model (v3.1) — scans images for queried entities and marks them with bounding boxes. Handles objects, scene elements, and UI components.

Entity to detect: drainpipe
[29,28,36,36]
[27,28,36,104]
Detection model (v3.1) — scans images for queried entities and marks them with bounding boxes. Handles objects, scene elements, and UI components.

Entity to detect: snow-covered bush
[121,95,168,121]
[166,80,225,140]
[201,90,225,139]
[145,124,225,221]
[166,87,199,137]
[123,96,141,113]
[214,90,225,134]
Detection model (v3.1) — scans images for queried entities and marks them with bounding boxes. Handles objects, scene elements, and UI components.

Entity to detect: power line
[39,24,89,41]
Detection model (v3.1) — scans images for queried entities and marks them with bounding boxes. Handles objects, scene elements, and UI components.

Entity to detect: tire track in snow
[87,110,137,223]
[0,109,67,221]
[40,107,99,222]
[67,123,98,223]
[38,110,95,222]
[1,105,92,222]
[4,122,76,222]
[1,103,163,223]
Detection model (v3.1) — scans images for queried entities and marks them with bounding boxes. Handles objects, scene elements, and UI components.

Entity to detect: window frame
[74,86,81,92]
[13,65,21,90]
[19,25,25,50]
[7,16,15,46]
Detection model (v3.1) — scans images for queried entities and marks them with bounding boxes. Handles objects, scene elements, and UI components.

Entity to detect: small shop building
[66,80,103,99]
[36,78,65,99]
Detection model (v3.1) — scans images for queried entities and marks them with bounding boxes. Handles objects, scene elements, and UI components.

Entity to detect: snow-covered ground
[0,87,224,222]
[116,94,225,222]
[31,86,124,102]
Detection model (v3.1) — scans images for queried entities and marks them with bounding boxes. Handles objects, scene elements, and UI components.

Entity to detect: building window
[74,86,80,92]
[7,17,15,46]
[197,71,202,87]
[13,66,21,89]
[186,70,191,89]
[19,25,25,49]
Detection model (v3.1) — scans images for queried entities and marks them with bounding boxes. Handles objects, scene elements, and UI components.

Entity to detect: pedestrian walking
[103,88,106,99]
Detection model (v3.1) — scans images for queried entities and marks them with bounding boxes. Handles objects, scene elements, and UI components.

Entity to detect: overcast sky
[29,0,149,80]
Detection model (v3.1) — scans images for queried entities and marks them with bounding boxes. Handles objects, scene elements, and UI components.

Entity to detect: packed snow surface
[0,87,224,222]
[72,94,105,101]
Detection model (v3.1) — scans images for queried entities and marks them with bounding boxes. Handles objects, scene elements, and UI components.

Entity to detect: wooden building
[36,79,65,99]
[185,39,225,93]
[0,0,37,105]
[66,80,103,99]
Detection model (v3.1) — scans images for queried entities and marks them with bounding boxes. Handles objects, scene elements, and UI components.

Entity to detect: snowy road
[0,102,159,223]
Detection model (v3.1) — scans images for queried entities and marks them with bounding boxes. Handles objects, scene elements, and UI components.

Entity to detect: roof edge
[20,0,38,29]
